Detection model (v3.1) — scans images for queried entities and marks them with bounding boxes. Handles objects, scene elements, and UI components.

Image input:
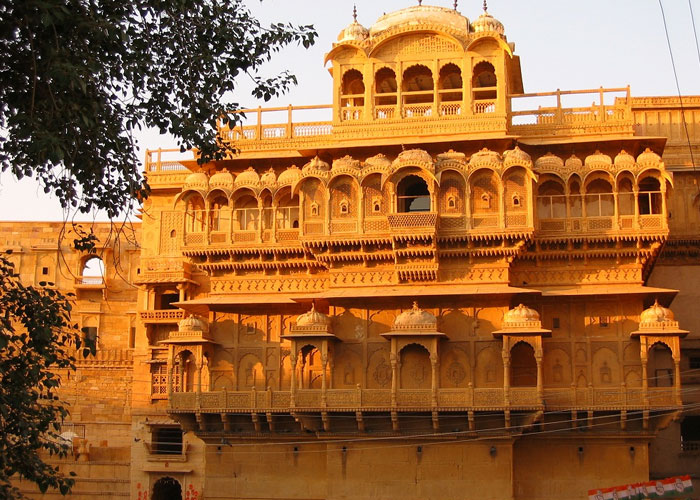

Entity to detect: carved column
[396,61,403,118]
[321,344,328,406]
[430,351,439,407]
[674,355,682,405]
[660,179,668,229]
[640,346,648,405]
[180,356,187,393]
[325,189,331,235]
[358,186,365,232]
[390,339,398,407]
[633,187,640,230]
[299,353,306,389]
[498,181,506,229]
[167,345,175,396]
[204,200,211,244]
[299,191,306,234]
[502,346,511,406]
[272,201,279,242]
[290,350,298,406]
[536,350,544,404]
[613,191,620,229]
[177,283,186,302]
[257,199,264,243]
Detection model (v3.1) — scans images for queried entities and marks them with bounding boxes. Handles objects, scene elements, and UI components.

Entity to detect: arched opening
[638,176,662,215]
[585,178,614,217]
[511,342,537,387]
[537,179,566,220]
[184,194,206,234]
[648,343,674,387]
[152,477,182,500]
[233,191,259,231]
[397,175,430,213]
[208,193,229,235]
[176,350,196,392]
[375,67,398,117]
[402,65,434,116]
[276,190,300,230]
[400,344,431,389]
[259,191,274,231]
[568,177,583,218]
[81,256,104,284]
[330,178,357,222]
[341,69,365,120]
[617,176,635,216]
[472,61,497,113]
[438,63,463,115]
[299,344,325,389]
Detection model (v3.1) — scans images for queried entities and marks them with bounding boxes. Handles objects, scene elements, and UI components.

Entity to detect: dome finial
[412,301,419,310]
[483,0,488,12]
[418,0,422,5]
[454,0,458,10]
[352,4,357,22]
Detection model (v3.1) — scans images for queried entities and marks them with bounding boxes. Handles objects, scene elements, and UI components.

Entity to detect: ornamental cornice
[367,24,468,56]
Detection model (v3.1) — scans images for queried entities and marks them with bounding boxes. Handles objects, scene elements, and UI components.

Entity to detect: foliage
[0,0,317,218]
[0,1,316,497]
[0,253,93,498]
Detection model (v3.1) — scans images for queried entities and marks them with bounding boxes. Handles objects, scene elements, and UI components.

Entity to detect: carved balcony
[139,309,187,324]
[387,212,437,235]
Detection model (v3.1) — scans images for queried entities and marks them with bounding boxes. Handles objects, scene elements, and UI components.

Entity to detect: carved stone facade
[7,3,700,500]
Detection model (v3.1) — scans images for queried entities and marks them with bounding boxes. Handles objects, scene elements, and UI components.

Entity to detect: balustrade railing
[387,212,437,230]
[140,310,186,323]
[473,100,496,114]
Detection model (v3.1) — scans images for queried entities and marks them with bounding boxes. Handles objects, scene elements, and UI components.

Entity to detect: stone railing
[536,214,666,236]
[387,212,438,232]
[139,310,186,323]
[168,385,678,414]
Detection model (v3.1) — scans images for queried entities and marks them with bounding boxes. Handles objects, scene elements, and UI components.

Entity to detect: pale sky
[1,0,699,221]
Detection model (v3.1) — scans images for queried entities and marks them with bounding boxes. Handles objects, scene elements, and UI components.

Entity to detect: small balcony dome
[260,167,277,186]
[209,168,234,192]
[297,303,331,328]
[337,19,369,43]
[640,300,675,324]
[614,150,636,168]
[278,165,302,186]
[234,167,260,188]
[184,171,209,192]
[472,8,504,35]
[302,156,331,174]
[393,302,437,330]
[178,315,208,334]
[503,304,540,324]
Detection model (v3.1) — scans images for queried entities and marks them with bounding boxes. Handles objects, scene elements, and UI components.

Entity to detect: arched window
[209,194,229,232]
[638,177,662,215]
[374,67,397,117]
[402,65,434,116]
[618,177,635,215]
[472,61,497,113]
[585,178,614,217]
[511,342,537,387]
[569,178,583,218]
[647,343,674,387]
[341,69,365,120]
[438,63,463,115]
[276,191,300,230]
[184,195,205,233]
[152,477,182,500]
[397,175,431,213]
[81,256,104,284]
[233,192,259,231]
[537,180,565,219]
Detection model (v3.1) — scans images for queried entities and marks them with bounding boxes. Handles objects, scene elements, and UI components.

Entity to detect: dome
[296,304,331,328]
[369,5,470,37]
[503,304,540,324]
[234,167,260,188]
[469,148,502,169]
[332,155,361,171]
[565,154,583,170]
[640,300,675,324]
[209,168,234,192]
[178,315,208,333]
[637,148,662,166]
[503,146,532,168]
[338,9,369,44]
[584,150,613,168]
[260,167,277,186]
[302,156,331,173]
[393,302,437,330]
[614,150,636,168]
[535,153,564,171]
[278,165,302,185]
[184,171,209,192]
[472,9,504,35]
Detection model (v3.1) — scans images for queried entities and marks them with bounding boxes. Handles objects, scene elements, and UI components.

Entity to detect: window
[340,200,349,214]
[681,416,700,451]
[373,200,381,213]
[152,427,183,455]
[159,293,179,310]
[129,327,136,349]
[397,175,431,213]
[598,316,609,328]
[82,326,98,347]
[310,203,319,217]
[42,267,49,275]
[552,317,560,329]
[690,357,700,369]
[151,364,168,398]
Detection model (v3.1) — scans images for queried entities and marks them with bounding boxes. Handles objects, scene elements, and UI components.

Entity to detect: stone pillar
[204,200,211,244]
[321,347,329,406]
[499,181,506,229]
[390,339,398,407]
[613,191,620,229]
[660,180,668,229]
[536,351,544,404]
[674,356,682,405]
[641,346,649,405]
[167,346,174,396]
[430,351,439,407]
[290,350,298,406]
[633,187,640,230]
[502,342,511,406]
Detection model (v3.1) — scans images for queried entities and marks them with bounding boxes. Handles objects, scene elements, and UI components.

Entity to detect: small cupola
[392,302,438,332]
[471,1,505,34]
[493,304,551,337]
[631,300,688,337]
[337,6,369,43]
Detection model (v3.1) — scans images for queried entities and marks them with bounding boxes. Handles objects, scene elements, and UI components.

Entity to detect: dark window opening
[599,316,609,328]
[690,357,700,369]
[552,317,560,329]
[159,293,179,310]
[397,175,430,213]
[129,327,136,349]
[42,267,49,275]
[153,427,183,455]
[82,327,98,348]
[681,416,700,451]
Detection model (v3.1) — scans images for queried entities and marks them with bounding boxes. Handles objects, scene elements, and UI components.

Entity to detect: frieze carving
[210,277,330,294]
[330,271,396,287]
[510,267,641,286]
